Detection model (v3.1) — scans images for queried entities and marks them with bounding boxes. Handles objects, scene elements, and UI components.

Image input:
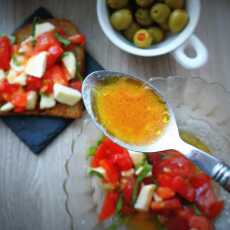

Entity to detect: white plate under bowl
[65,76,230,230]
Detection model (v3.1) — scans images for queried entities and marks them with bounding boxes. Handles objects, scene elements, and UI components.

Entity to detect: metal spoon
[82,70,230,192]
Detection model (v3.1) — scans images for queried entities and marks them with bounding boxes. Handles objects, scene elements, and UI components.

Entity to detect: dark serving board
[2,7,103,154]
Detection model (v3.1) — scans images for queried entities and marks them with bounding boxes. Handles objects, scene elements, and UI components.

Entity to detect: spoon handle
[178,142,230,192]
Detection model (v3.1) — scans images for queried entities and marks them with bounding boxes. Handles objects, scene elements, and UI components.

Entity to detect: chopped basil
[115,196,123,214]
[12,55,20,66]
[76,61,83,80]
[87,168,104,178]
[31,17,39,46]
[96,136,104,146]
[132,181,139,204]
[192,204,202,215]
[55,32,71,47]
[9,35,16,44]
[155,215,166,230]
[86,146,97,158]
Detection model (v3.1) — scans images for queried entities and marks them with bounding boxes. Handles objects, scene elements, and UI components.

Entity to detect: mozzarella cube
[62,52,76,80]
[0,69,5,81]
[54,83,81,106]
[18,36,33,53]
[7,69,18,84]
[134,184,156,211]
[27,91,38,110]
[10,55,26,72]
[25,51,48,78]
[40,94,56,110]
[121,169,134,177]
[0,102,14,112]
[12,72,27,86]
[35,22,55,37]
[128,150,145,166]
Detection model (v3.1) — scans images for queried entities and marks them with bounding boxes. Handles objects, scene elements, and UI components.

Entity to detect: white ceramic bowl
[97,0,208,69]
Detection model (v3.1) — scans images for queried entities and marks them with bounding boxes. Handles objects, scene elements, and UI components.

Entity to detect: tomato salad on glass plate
[87,137,224,230]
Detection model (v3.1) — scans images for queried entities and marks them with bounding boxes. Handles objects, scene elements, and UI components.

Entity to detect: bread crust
[0,19,85,119]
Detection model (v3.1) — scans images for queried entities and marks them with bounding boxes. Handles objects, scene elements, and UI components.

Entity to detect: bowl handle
[172,35,208,69]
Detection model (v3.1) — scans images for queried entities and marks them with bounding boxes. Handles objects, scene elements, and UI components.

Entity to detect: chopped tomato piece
[26,76,42,91]
[121,204,135,216]
[156,187,175,200]
[34,32,60,53]
[70,81,82,92]
[99,159,119,185]
[165,216,189,230]
[47,44,63,68]
[171,176,195,202]
[151,198,181,211]
[122,177,135,204]
[189,215,214,230]
[0,36,12,70]
[68,34,86,45]
[157,173,173,188]
[0,80,20,101]
[98,191,119,221]
[11,91,27,109]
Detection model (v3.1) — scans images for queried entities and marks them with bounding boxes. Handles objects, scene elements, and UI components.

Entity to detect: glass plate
[65,76,230,230]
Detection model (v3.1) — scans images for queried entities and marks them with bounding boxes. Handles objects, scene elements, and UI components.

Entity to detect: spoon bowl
[82,70,230,192]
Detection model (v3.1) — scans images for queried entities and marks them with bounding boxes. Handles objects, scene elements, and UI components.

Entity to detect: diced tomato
[56,28,66,36]
[191,173,224,219]
[189,215,214,230]
[91,138,133,171]
[68,34,86,45]
[26,76,42,91]
[34,32,60,53]
[0,80,20,101]
[157,173,174,188]
[46,44,63,68]
[171,176,195,202]
[0,36,12,70]
[98,191,119,221]
[122,178,135,204]
[156,187,175,200]
[99,159,119,185]
[70,81,82,92]
[41,65,68,94]
[154,154,196,179]
[11,90,27,110]
[12,44,19,53]
[151,198,181,211]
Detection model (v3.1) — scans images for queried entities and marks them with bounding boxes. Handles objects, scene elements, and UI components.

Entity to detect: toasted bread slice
[0,19,85,119]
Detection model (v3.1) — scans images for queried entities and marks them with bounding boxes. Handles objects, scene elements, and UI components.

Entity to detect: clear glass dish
[65,76,230,230]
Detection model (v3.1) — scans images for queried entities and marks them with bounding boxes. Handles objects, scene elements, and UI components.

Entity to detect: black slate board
[2,7,103,154]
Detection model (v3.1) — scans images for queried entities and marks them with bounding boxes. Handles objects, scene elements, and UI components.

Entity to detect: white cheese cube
[18,36,33,53]
[0,69,6,81]
[54,83,81,106]
[27,91,38,110]
[10,55,26,72]
[40,94,56,110]
[35,22,55,37]
[0,102,14,112]
[121,169,134,177]
[25,51,48,78]
[7,69,18,84]
[128,150,145,166]
[134,184,156,211]
[12,72,27,86]
[62,52,76,80]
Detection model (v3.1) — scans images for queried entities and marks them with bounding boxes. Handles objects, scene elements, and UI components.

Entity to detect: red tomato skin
[157,173,174,188]
[26,76,42,91]
[171,176,195,202]
[122,177,135,204]
[68,34,86,45]
[0,36,12,70]
[70,81,82,92]
[11,91,27,109]
[189,215,214,230]
[151,198,181,211]
[46,45,63,68]
[99,159,119,185]
[156,187,175,200]
[121,205,135,216]
[165,216,190,230]
[98,191,119,221]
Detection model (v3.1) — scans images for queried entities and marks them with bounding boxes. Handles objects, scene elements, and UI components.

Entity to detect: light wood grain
[0,0,230,230]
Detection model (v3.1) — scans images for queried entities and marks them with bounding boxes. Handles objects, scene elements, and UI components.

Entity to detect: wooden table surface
[0,0,229,230]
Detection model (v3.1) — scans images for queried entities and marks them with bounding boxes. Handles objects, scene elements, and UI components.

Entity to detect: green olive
[133,29,153,48]
[147,27,164,44]
[169,9,188,33]
[135,8,153,27]
[107,0,129,9]
[135,0,154,8]
[110,9,133,31]
[123,22,141,41]
[150,3,171,24]
[164,0,184,9]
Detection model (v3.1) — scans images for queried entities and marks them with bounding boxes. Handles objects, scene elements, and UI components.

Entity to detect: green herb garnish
[192,204,202,215]
[115,196,123,214]
[87,168,104,178]
[87,146,97,158]
[55,32,71,47]
[155,215,166,230]
[76,60,83,80]
[9,35,16,44]
[31,17,39,46]
[12,55,20,66]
